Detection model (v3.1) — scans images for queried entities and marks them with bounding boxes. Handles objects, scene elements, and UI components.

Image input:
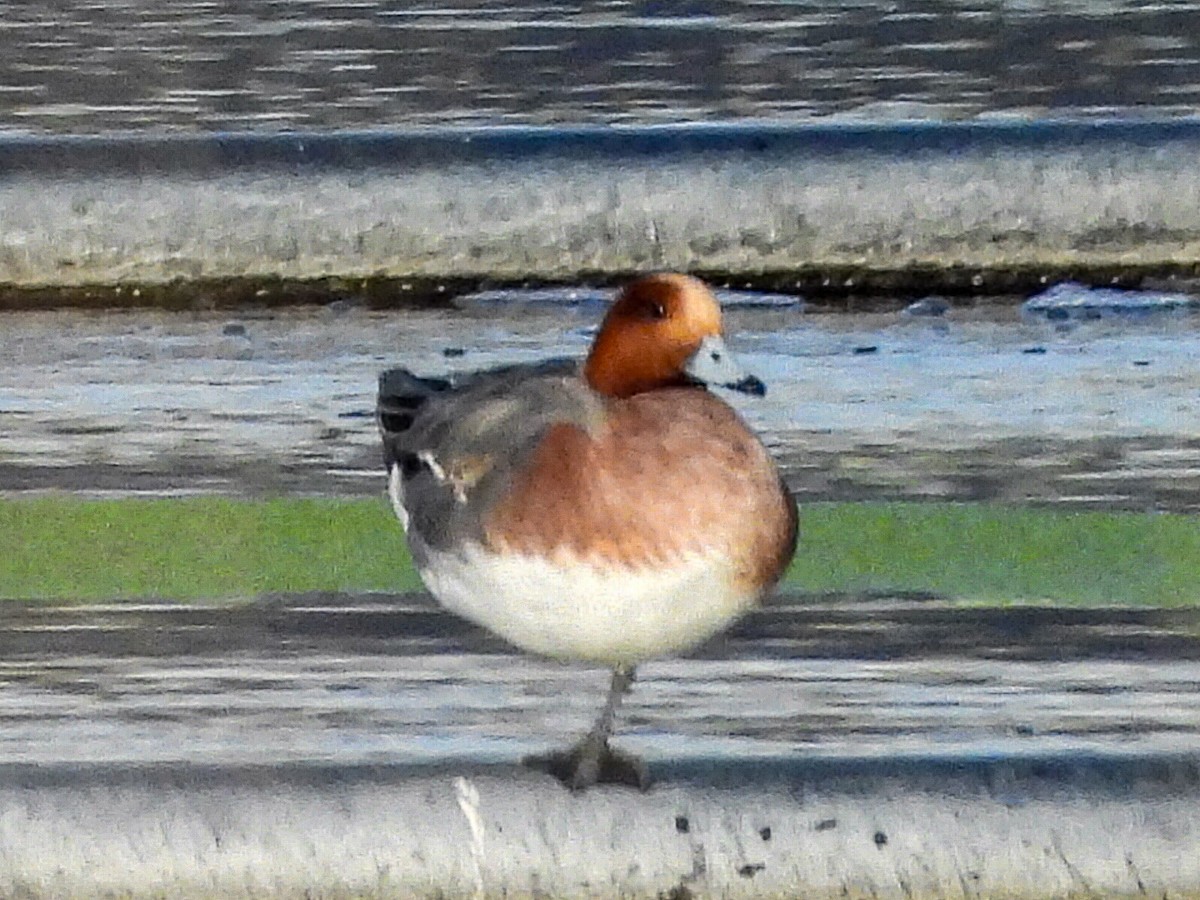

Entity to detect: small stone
[902,297,950,317]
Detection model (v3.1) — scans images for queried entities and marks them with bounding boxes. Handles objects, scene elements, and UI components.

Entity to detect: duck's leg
[525,664,648,791]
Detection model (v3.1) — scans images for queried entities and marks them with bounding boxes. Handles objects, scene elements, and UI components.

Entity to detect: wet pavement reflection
[3,297,1200,509]
[1,595,1198,767]
[3,292,1199,774]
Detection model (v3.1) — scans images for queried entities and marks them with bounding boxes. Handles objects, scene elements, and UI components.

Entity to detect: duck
[377,273,797,790]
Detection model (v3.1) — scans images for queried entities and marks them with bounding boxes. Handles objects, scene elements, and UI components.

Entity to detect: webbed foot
[524,738,649,791]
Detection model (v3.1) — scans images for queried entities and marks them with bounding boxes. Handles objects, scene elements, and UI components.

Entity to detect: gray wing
[377,358,602,551]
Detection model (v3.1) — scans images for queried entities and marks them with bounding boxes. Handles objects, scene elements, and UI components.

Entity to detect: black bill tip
[726,374,767,397]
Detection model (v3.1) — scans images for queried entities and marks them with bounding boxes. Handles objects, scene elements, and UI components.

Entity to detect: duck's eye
[646,302,667,320]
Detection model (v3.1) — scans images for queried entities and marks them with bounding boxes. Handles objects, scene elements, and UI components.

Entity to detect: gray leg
[589,664,635,745]
[525,664,649,791]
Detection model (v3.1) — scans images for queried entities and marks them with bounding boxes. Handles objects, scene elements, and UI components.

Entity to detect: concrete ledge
[4,121,1200,304]
[3,598,1199,895]
[1,756,1197,898]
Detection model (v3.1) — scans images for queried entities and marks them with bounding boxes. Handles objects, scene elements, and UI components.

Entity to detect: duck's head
[583,273,766,400]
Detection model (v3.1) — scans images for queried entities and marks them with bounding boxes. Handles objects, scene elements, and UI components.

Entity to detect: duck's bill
[726,373,767,396]
[684,335,767,397]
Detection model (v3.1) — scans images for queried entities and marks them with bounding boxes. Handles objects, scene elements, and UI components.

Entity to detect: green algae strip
[0,496,423,602]
[0,496,1197,605]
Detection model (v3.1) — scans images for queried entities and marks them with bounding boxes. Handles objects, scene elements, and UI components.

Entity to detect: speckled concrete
[5,124,1200,296]
[3,758,1198,899]
[1,596,1199,898]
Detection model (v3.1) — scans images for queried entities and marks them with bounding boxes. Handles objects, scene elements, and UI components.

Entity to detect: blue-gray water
[3,0,1200,134]
[4,11,1200,895]
[3,297,1200,507]
[6,2,1200,296]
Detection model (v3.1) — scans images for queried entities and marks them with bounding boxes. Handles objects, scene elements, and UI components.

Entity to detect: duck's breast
[386,375,796,663]
[482,387,796,594]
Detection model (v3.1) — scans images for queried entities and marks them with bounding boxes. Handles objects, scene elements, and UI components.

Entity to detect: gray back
[379,358,605,553]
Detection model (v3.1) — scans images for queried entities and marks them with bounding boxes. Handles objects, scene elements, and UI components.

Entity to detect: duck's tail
[376,367,450,467]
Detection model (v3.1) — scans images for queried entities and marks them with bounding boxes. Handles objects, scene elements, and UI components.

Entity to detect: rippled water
[3,1,1200,134]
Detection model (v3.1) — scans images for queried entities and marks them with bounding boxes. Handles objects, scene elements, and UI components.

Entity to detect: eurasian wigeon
[377,273,797,789]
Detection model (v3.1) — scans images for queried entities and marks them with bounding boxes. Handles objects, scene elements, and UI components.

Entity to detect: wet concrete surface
[3,749,1197,899]
[3,296,1200,509]
[2,593,1199,768]
[3,297,1200,894]
[10,122,1200,295]
[1,595,1198,897]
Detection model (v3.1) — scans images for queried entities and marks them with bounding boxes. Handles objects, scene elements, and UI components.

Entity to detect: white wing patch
[387,463,410,532]
[414,449,486,505]
[388,450,480,534]
[417,450,447,482]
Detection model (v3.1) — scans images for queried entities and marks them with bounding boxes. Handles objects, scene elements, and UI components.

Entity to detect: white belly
[412,536,756,665]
